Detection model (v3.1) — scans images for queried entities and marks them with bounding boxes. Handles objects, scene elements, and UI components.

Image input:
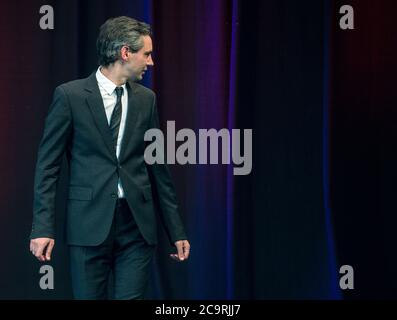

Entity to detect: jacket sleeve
[146,93,188,246]
[30,85,73,239]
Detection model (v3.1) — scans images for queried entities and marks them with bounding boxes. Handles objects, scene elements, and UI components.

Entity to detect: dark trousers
[69,198,156,300]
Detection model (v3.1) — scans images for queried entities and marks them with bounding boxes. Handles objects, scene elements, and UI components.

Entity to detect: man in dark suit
[29,16,190,299]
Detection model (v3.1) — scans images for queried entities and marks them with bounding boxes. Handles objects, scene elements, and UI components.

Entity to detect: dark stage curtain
[330,0,397,299]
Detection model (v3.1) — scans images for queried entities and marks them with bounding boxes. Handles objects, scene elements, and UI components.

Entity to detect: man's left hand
[170,240,190,262]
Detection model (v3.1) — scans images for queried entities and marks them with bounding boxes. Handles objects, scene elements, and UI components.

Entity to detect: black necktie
[109,86,124,149]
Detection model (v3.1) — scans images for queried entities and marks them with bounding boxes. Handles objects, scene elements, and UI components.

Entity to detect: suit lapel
[85,72,118,162]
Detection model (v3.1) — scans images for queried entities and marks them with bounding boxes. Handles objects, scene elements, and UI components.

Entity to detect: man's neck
[100,64,128,86]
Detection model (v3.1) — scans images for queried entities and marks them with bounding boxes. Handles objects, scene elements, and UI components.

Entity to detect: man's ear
[120,46,130,61]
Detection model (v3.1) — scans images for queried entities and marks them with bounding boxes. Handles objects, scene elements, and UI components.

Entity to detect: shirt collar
[96,66,127,96]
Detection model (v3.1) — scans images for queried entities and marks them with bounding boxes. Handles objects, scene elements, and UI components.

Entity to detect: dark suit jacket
[30,72,187,246]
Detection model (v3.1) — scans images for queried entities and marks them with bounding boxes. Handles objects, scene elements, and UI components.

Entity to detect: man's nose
[147,55,154,66]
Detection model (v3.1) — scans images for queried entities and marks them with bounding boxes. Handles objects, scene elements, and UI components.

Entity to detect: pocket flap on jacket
[68,186,92,201]
[141,185,153,201]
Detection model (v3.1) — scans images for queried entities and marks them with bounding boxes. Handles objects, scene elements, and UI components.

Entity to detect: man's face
[125,35,154,81]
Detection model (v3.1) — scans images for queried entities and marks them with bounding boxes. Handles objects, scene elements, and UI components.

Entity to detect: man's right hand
[30,238,55,262]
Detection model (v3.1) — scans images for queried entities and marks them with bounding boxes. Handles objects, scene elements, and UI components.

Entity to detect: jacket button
[111,193,117,198]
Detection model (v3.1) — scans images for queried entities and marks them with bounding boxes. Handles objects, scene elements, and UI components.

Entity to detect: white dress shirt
[96,66,128,198]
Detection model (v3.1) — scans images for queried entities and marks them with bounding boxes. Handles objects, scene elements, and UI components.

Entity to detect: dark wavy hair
[96,16,151,67]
